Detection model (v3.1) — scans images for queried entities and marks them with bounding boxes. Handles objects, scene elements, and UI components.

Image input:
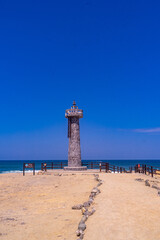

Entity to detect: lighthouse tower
[64,101,87,171]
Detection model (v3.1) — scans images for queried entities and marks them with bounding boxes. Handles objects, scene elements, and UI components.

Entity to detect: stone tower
[64,101,87,171]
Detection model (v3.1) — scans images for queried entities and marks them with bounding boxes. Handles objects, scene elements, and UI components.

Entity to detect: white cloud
[133,127,160,133]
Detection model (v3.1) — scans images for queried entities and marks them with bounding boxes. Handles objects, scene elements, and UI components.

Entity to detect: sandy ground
[85,173,160,240]
[0,171,96,240]
[0,171,160,240]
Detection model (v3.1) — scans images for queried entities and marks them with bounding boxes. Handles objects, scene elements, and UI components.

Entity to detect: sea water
[0,160,160,174]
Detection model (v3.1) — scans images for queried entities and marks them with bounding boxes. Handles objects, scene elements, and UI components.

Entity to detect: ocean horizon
[1,159,160,174]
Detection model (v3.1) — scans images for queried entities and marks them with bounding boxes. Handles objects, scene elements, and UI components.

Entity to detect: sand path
[85,173,160,240]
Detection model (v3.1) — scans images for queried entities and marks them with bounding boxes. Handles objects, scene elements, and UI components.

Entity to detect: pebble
[78,223,86,231]
[145,180,150,187]
[152,184,158,189]
[80,215,88,223]
[83,201,90,207]
[135,178,144,182]
[72,204,83,210]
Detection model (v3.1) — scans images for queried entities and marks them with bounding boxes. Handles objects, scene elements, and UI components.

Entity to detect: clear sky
[0,0,160,160]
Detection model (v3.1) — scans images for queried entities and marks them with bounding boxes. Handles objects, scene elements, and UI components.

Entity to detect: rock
[5,218,16,221]
[72,204,83,210]
[91,188,98,193]
[89,193,96,198]
[83,210,90,216]
[83,201,90,208]
[88,198,94,204]
[80,216,88,223]
[91,187,101,195]
[152,184,158,189]
[135,178,144,182]
[145,180,150,187]
[158,191,160,196]
[88,208,96,216]
[81,207,87,215]
[78,223,86,231]
[97,182,102,187]
[76,230,81,236]
[95,177,99,181]
[94,174,99,178]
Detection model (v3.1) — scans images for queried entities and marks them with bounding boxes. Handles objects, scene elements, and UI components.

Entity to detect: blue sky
[0,0,160,160]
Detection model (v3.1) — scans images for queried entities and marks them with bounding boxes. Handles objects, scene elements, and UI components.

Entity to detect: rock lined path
[84,173,160,240]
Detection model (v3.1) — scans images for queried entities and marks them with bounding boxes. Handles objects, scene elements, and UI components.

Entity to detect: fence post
[33,163,35,175]
[151,166,153,177]
[120,167,122,173]
[23,163,25,176]
[106,163,109,172]
[91,162,93,169]
[44,163,47,172]
[135,165,137,173]
[99,163,101,172]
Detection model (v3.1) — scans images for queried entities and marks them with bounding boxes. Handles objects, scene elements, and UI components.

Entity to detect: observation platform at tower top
[65,101,83,118]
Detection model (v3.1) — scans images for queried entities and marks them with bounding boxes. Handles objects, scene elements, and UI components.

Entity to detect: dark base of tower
[63,166,87,171]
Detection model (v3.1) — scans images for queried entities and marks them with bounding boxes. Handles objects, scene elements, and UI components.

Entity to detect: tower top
[73,100,76,106]
[65,101,83,118]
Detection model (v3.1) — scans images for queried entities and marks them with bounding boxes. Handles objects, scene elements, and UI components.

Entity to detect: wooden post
[135,165,137,173]
[44,163,47,172]
[23,163,25,176]
[106,163,109,172]
[52,162,53,169]
[99,163,101,172]
[117,167,119,173]
[120,167,122,173]
[145,165,146,175]
[33,163,35,175]
[151,166,153,177]
[105,163,107,172]
[61,162,63,169]
[91,162,93,169]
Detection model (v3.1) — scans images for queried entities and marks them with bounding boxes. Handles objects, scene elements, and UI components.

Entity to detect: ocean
[0,160,160,174]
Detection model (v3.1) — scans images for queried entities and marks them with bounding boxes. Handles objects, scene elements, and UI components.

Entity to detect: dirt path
[85,173,160,240]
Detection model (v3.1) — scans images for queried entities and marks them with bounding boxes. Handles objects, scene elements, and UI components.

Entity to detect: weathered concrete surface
[68,117,81,167]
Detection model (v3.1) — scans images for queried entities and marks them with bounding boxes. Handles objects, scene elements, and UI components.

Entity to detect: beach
[0,171,160,240]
